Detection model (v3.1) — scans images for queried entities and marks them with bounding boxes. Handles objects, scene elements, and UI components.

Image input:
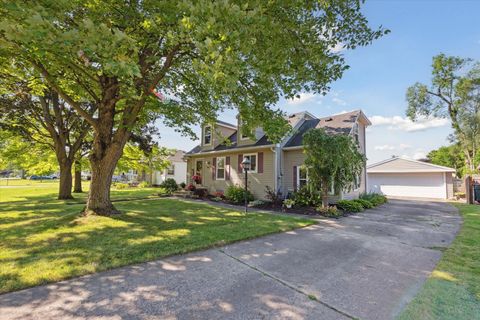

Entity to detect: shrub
[291,186,321,207]
[156,187,170,196]
[160,178,178,193]
[265,186,283,206]
[225,185,254,204]
[213,191,224,199]
[193,188,209,198]
[186,184,196,191]
[353,198,373,209]
[138,181,150,188]
[113,182,129,189]
[359,192,387,206]
[336,200,364,213]
[179,182,186,189]
[316,205,341,217]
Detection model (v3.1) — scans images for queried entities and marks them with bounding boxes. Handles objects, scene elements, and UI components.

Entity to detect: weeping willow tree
[303,128,365,207]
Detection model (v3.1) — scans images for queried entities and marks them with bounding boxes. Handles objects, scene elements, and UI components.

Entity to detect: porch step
[172,190,194,198]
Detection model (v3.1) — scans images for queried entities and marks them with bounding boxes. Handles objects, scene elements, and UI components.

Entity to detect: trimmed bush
[113,182,129,189]
[225,185,254,204]
[179,182,186,189]
[138,181,150,188]
[160,178,178,193]
[291,186,321,207]
[336,200,364,213]
[353,198,374,209]
[359,192,387,206]
[315,205,341,217]
[156,187,170,197]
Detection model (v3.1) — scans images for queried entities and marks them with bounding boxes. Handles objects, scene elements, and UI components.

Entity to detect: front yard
[398,203,480,319]
[0,181,314,294]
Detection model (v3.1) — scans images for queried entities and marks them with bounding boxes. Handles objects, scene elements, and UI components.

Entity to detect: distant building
[152,150,187,185]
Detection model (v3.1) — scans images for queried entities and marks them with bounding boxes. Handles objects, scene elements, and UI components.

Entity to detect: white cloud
[330,42,345,53]
[332,97,347,106]
[370,115,449,132]
[374,144,395,151]
[287,93,316,105]
[413,151,427,159]
[374,143,412,152]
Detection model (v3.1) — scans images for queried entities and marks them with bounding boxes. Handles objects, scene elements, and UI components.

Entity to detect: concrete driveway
[0,199,461,320]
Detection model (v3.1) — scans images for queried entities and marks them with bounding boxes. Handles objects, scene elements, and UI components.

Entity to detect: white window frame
[296,165,335,195]
[167,164,175,176]
[297,166,308,189]
[243,153,258,173]
[203,125,212,145]
[216,157,226,180]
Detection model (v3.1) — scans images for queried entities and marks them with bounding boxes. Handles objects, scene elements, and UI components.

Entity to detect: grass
[398,203,480,320]
[0,180,315,294]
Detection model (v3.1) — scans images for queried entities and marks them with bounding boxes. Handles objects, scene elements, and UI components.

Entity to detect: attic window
[203,125,212,145]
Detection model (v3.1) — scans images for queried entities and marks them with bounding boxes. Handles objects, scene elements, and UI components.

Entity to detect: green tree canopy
[303,128,365,207]
[406,54,480,171]
[0,0,387,215]
[427,145,465,177]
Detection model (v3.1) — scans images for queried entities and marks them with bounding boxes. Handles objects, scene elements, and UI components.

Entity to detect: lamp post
[241,157,251,213]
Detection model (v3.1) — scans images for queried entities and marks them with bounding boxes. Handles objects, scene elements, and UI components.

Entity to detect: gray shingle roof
[284,110,360,147]
[187,110,363,154]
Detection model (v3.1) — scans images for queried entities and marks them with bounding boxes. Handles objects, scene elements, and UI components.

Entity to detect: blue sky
[156,0,480,164]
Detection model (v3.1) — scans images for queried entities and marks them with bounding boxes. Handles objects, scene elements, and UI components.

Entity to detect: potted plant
[283,198,295,209]
[192,175,202,184]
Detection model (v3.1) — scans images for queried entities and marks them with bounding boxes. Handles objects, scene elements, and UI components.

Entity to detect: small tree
[303,128,365,208]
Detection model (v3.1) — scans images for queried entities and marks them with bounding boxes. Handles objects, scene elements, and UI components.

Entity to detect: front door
[195,160,203,184]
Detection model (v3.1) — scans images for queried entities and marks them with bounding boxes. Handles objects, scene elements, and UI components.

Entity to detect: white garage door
[368,172,446,199]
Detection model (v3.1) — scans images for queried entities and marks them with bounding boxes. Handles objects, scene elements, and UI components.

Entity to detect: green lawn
[0,181,314,294]
[398,203,480,320]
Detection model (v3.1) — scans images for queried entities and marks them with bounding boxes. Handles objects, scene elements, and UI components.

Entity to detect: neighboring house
[185,110,370,201]
[367,157,455,200]
[152,150,187,185]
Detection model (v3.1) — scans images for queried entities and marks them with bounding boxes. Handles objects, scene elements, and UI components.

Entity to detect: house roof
[367,157,456,173]
[215,120,236,129]
[284,110,363,147]
[186,131,273,155]
[187,109,368,155]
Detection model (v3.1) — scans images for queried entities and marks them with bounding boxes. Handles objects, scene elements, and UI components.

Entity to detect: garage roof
[367,157,456,173]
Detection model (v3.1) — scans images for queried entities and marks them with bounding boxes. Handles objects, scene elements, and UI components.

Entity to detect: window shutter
[258,152,264,173]
[212,157,216,180]
[238,154,243,172]
[226,156,231,180]
[293,166,297,191]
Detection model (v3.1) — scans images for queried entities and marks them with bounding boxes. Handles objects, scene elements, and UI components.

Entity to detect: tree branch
[29,59,98,129]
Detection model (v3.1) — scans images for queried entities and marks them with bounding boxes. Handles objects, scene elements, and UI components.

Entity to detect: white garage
[367,157,455,200]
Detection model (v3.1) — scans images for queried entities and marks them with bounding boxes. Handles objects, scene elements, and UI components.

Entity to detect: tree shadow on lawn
[0,198,311,294]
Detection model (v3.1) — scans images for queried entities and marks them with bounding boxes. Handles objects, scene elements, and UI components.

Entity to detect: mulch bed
[191,195,348,218]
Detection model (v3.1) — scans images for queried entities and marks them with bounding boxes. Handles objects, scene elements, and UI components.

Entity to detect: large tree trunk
[58,160,74,200]
[85,141,125,216]
[73,159,83,193]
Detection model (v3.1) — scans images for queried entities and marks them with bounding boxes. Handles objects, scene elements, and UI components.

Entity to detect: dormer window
[238,118,251,140]
[203,125,212,145]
